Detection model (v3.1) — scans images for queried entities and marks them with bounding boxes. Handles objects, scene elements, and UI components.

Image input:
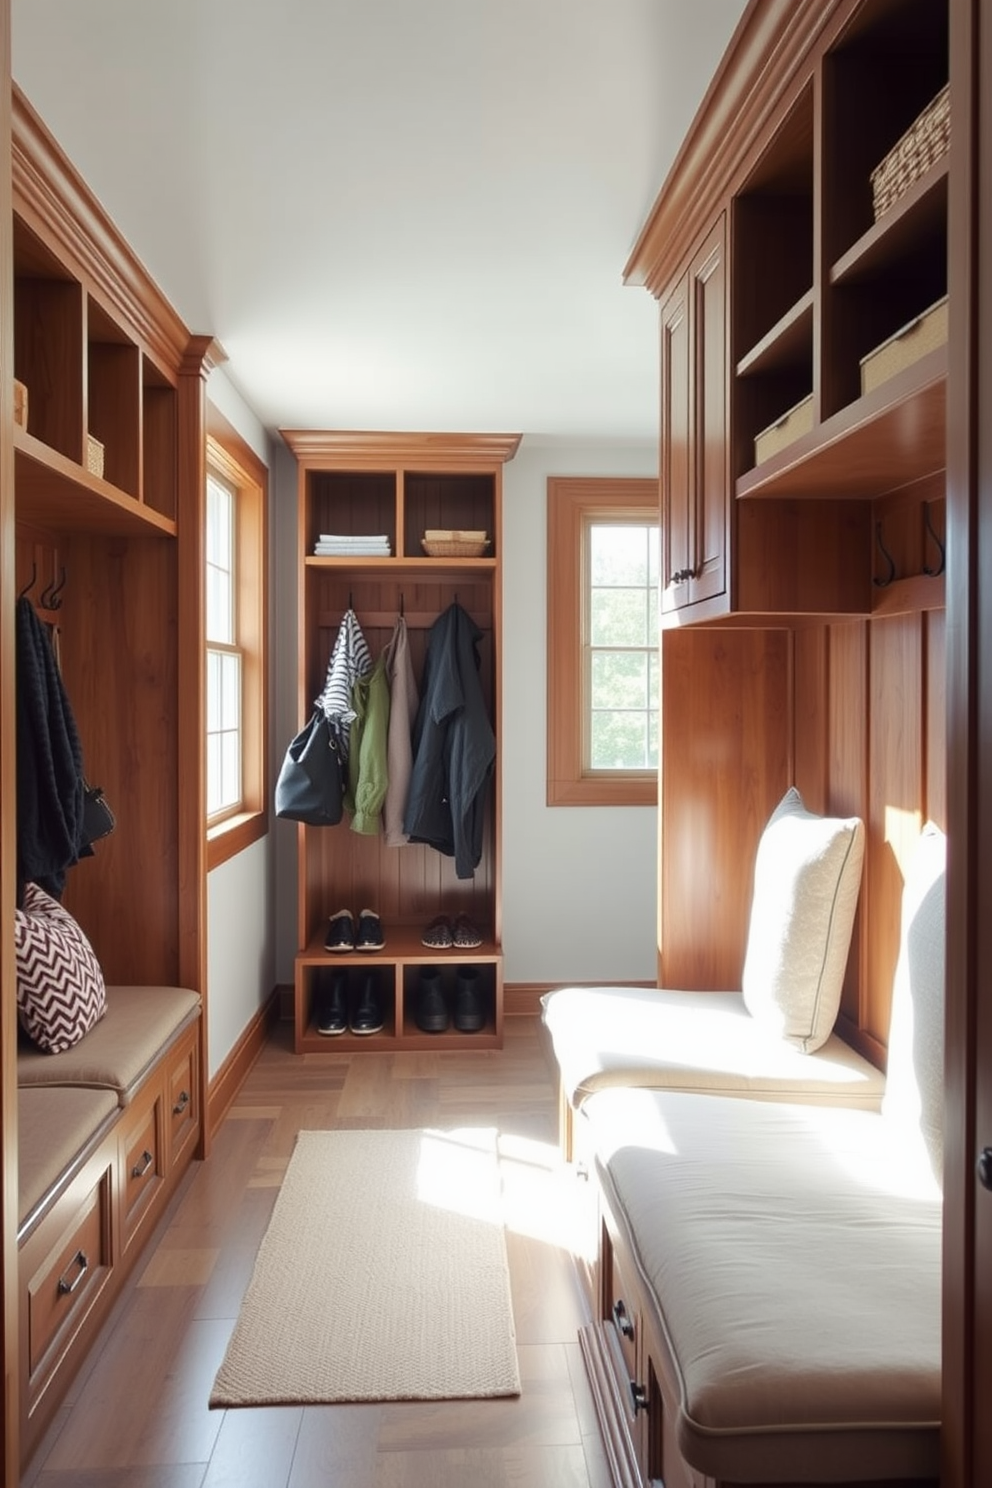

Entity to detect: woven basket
[871,83,950,221]
[422,538,490,558]
[85,433,105,478]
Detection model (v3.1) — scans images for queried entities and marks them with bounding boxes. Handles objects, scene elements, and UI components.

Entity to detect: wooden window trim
[206,407,269,870]
[547,476,660,806]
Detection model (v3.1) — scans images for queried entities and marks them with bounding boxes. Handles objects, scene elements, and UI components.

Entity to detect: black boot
[453,966,486,1032]
[416,967,449,1032]
[350,971,384,1035]
[316,969,348,1036]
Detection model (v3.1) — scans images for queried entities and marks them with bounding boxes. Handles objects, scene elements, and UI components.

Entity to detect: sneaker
[324,909,355,952]
[316,970,348,1036]
[350,972,384,1035]
[355,908,385,951]
[416,969,449,1033]
[452,913,483,949]
[453,966,486,1032]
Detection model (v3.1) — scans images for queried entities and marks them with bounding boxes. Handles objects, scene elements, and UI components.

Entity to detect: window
[206,409,268,867]
[547,477,660,806]
[207,470,241,816]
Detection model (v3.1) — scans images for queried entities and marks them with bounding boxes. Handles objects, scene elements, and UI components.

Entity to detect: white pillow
[742,787,865,1052]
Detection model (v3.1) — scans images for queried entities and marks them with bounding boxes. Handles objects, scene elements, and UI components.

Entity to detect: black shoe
[316,970,348,1036]
[416,968,449,1033]
[324,908,355,952]
[350,972,384,1035]
[453,966,486,1032]
[355,908,385,951]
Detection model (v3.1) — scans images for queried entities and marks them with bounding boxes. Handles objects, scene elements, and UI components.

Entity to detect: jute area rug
[210,1126,521,1407]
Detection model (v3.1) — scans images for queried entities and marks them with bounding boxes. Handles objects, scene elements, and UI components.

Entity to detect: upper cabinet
[11,91,189,538]
[629,0,948,626]
[661,217,728,616]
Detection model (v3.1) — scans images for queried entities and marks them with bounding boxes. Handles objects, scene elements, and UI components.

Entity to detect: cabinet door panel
[690,222,728,605]
[661,280,690,604]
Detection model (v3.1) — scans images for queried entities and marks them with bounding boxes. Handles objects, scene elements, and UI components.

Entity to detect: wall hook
[18,561,37,600]
[873,521,896,588]
[399,592,405,618]
[922,501,946,577]
[41,565,67,611]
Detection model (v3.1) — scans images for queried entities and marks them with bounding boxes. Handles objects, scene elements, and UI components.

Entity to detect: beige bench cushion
[586,1085,941,1483]
[18,1085,118,1232]
[17,984,201,1106]
[542,986,886,1112]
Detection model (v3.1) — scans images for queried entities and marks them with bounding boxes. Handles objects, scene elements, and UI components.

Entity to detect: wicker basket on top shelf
[421,529,491,558]
[870,83,950,221]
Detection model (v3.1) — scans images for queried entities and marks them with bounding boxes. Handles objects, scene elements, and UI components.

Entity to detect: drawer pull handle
[612,1298,635,1341]
[173,1089,190,1115]
[57,1249,89,1296]
[629,1379,649,1415]
[131,1149,154,1179]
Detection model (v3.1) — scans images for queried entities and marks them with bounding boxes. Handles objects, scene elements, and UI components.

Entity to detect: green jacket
[346,652,390,834]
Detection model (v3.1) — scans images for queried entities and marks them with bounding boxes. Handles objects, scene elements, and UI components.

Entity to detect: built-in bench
[16,984,202,1467]
[546,803,944,1486]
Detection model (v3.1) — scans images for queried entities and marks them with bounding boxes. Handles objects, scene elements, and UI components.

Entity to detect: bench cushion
[18,1085,118,1232]
[542,985,886,1112]
[585,1084,941,1483]
[17,984,201,1106]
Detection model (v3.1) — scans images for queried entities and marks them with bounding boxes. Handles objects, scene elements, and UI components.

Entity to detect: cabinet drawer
[122,1098,162,1245]
[607,1245,640,1389]
[27,1172,111,1376]
[167,1034,198,1165]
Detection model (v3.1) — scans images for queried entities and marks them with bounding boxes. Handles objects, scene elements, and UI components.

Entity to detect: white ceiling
[11,0,747,443]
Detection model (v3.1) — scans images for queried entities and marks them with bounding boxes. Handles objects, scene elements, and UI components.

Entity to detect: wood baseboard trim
[503,980,656,1019]
[208,989,281,1138]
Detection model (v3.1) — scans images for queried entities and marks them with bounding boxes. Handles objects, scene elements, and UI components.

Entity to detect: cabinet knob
[629,1380,650,1414]
[977,1147,992,1190]
[612,1297,635,1340]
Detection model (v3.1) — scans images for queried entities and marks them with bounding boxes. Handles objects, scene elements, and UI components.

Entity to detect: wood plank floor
[22,1015,609,1488]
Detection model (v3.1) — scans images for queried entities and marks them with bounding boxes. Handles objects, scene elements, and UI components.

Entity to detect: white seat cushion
[585,1085,941,1483]
[542,985,885,1111]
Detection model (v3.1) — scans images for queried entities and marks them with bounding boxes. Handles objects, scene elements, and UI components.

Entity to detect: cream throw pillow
[742,787,865,1052]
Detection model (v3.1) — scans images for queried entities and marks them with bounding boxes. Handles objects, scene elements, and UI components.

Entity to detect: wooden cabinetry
[636,0,948,629]
[3,85,210,1472]
[281,431,519,1054]
[661,217,728,616]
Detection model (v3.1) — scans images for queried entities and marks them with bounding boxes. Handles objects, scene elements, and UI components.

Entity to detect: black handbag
[80,779,116,850]
[275,711,345,826]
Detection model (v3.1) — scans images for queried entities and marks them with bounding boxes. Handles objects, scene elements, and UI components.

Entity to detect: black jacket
[15,597,85,902]
[404,602,495,879]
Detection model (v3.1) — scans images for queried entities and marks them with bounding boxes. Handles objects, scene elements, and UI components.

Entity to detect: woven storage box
[85,434,105,478]
[860,296,948,395]
[871,84,950,220]
[13,379,27,430]
[754,394,814,465]
[422,537,490,558]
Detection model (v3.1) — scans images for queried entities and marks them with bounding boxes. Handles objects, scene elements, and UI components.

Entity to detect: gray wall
[271,433,659,993]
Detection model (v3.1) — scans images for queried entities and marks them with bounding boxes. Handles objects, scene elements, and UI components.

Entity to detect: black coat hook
[40,565,67,610]
[399,592,405,617]
[873,521,896,588]
[18,561,36,600]
[922,502,946,577]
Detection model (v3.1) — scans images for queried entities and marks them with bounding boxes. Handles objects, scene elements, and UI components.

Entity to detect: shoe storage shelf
[281,430,520,1054]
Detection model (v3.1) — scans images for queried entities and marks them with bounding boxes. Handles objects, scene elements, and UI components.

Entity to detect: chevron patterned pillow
[15,883,107,1054]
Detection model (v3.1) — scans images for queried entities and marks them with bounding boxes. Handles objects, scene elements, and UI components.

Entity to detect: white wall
[271,433,659,991]
[501,437,658,985]
[204,366,277,1077]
